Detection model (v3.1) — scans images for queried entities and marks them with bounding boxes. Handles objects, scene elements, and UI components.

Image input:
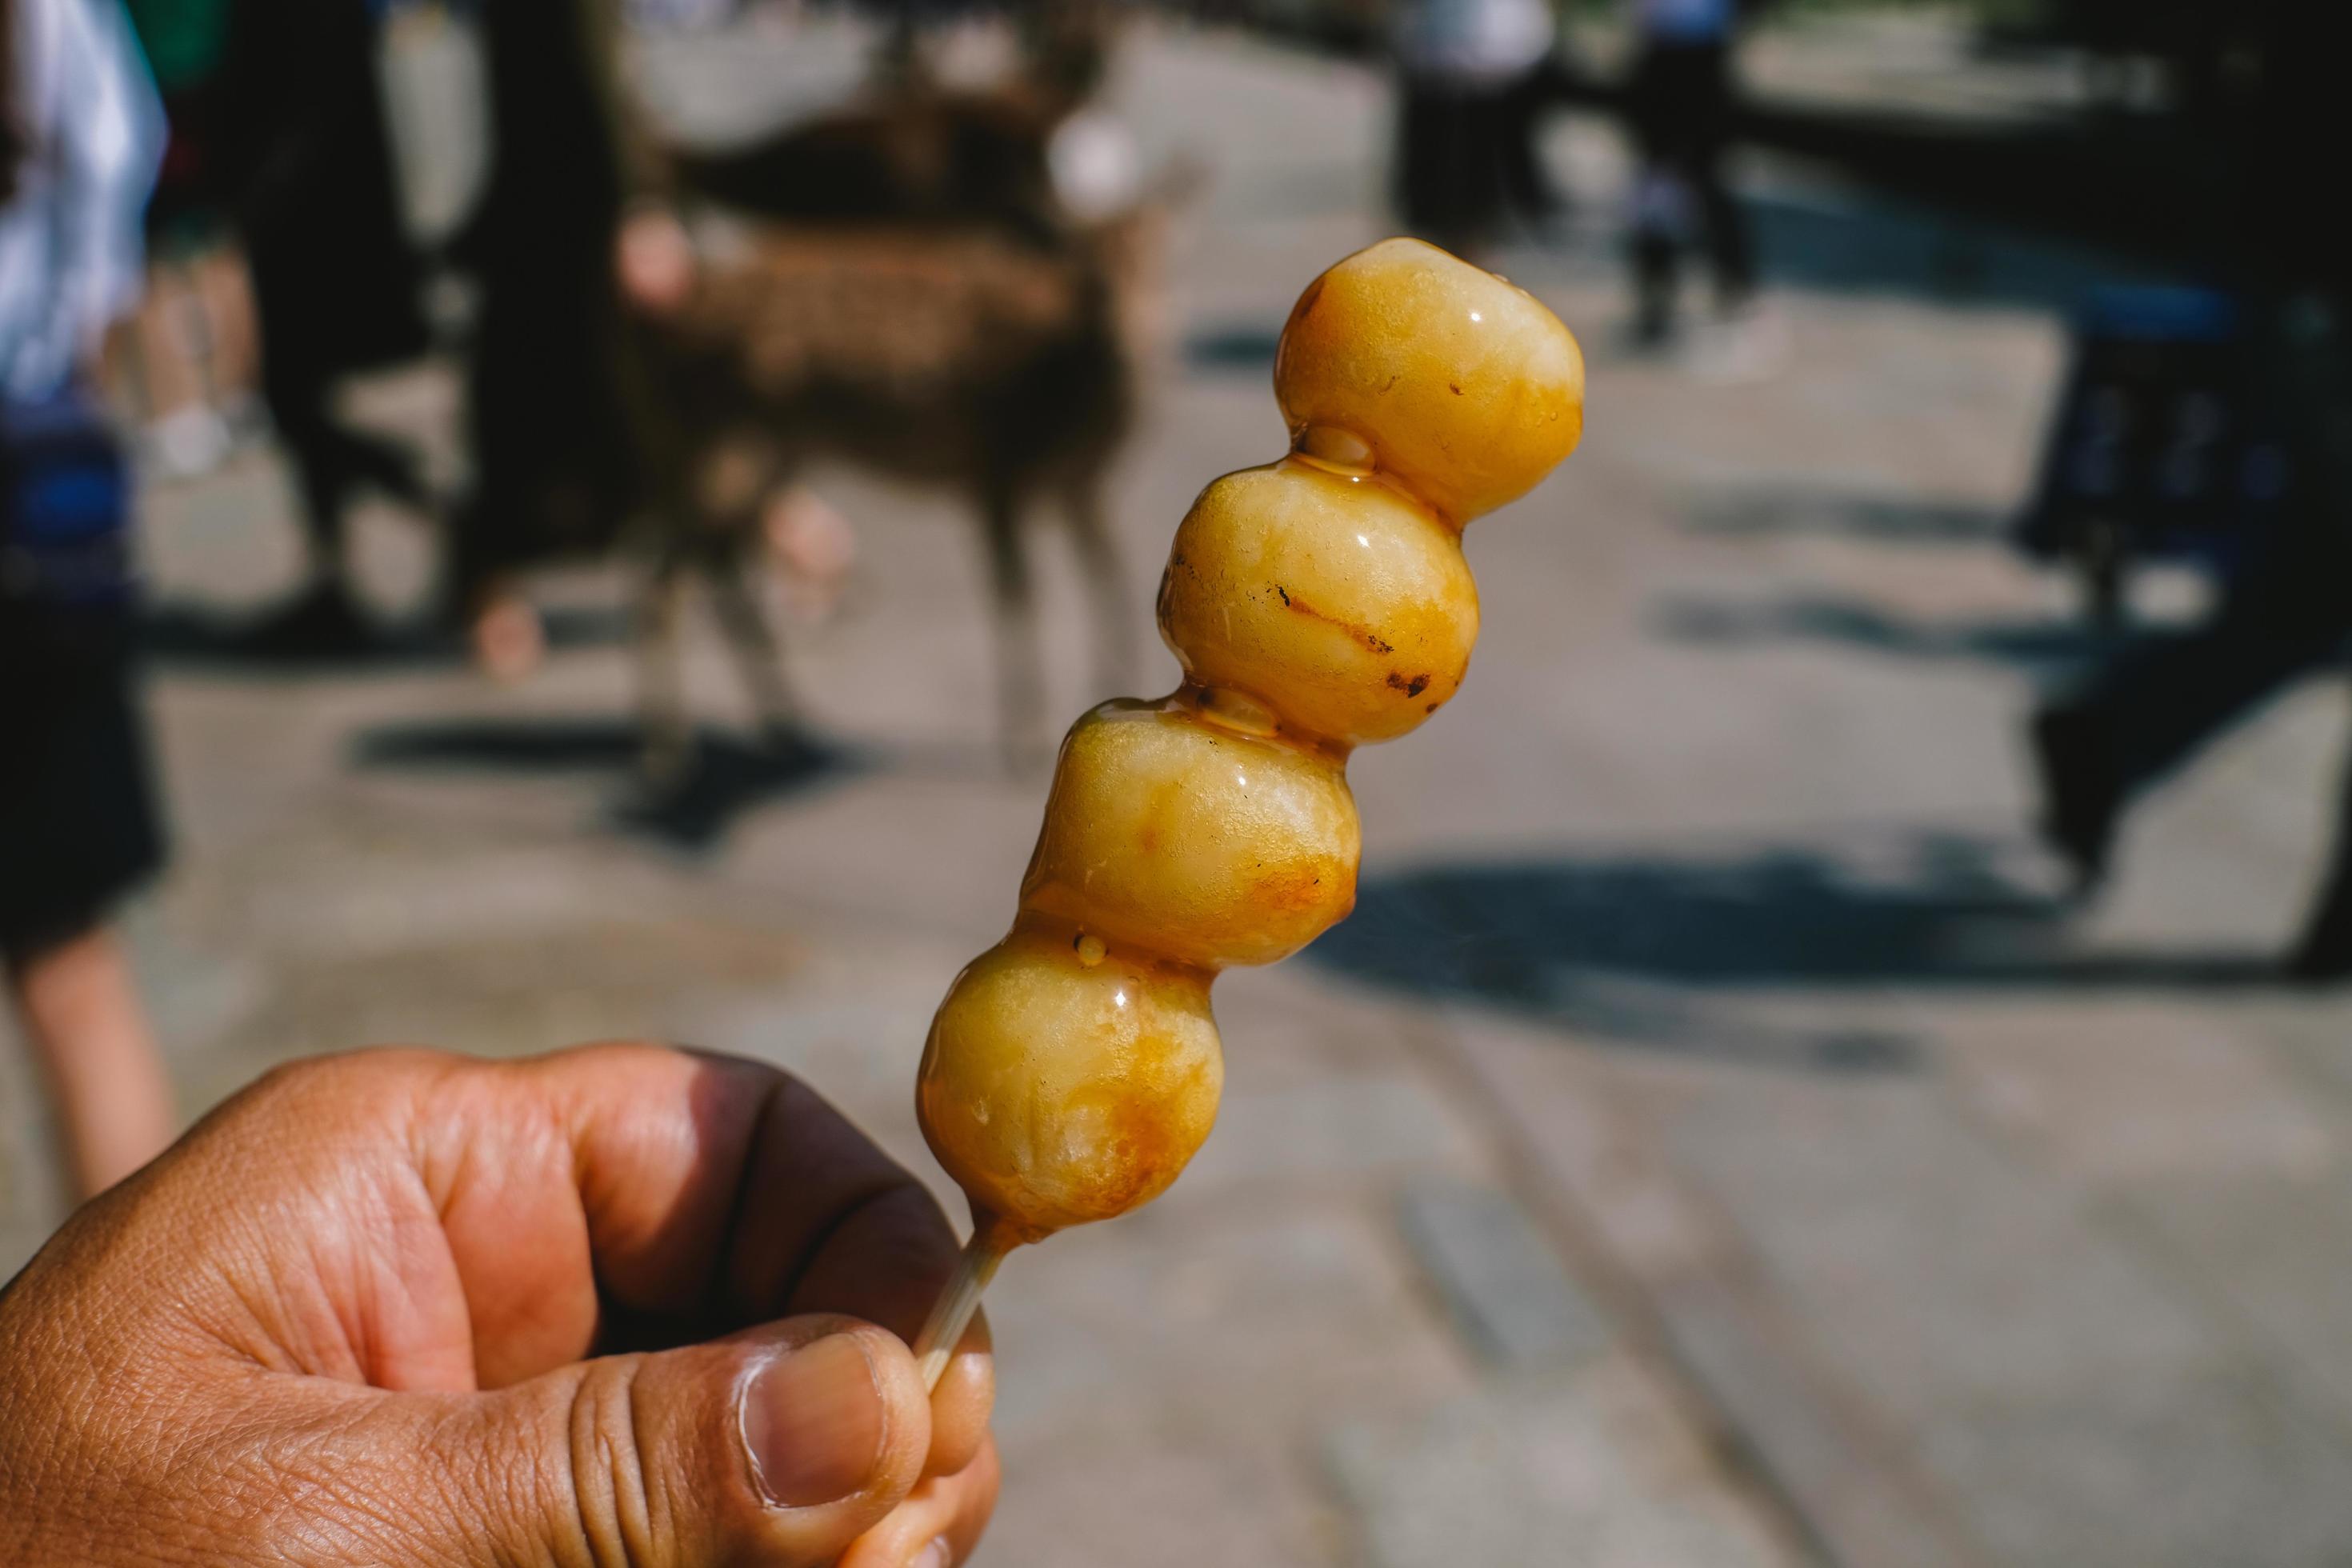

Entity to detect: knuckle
[244,1047,442,1114]
[542,1038,677,1070]
[562,1358,667,1568]
[243,1053,341,1106]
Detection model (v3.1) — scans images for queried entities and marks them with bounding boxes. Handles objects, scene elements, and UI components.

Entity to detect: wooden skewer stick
[911,1219,1014,1393]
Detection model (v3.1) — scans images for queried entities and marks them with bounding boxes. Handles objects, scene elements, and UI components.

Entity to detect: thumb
[386,1318,933,1567]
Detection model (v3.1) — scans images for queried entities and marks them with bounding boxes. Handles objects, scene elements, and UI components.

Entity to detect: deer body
[622,214,1147,773]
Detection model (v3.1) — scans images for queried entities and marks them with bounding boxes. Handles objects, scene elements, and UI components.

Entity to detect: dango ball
[918,922,1223,1238]
[1020,701,1359,969]
[1274,237,1584,524]
[1158,460,1479,746]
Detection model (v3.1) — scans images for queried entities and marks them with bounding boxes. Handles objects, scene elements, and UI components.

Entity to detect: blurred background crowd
[6,1,2352,1563]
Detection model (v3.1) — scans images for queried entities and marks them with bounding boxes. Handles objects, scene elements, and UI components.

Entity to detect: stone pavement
[9,14,2352,1566]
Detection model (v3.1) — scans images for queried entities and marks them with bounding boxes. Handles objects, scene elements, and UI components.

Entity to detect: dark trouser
[1626,41,1753,334]
[0,618,166,964]
[2049,566,2349,792]
[448,260,637,617]
[254,330,421,588]
[2035,294,2352,960]
[1395,67,1551,252]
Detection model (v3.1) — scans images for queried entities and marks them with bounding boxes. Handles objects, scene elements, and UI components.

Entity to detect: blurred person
[1391,0,1561,257]
[444,0,638,678]
[2,0,178,1198]
[214,0,428,649]
[0,1043,1000,1566]
[2027,4,2352,977]
[1623,0,1772,372]
[118,0,257,478]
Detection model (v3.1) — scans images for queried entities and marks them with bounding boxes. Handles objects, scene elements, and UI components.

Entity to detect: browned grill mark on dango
[1277,586,1396,657]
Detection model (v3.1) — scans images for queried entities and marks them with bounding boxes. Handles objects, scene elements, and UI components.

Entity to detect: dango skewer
[910,238,1586,1390]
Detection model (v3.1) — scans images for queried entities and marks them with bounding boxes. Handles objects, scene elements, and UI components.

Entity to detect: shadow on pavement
[1183,323,1285,374]
[1742,185,2150,314]
[1308,833,2282,1070]
[1686,488,2011,546]
[350,716,854,850]
[146,598,630,674]
[1655,593,2099,671]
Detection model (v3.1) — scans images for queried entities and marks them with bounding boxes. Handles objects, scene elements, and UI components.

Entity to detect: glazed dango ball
[918,239,1584,1250]
[1274,237,1585,526]
[918,916,1222,1239]
[1156,461,1479,746]
[1020,699,1361,969]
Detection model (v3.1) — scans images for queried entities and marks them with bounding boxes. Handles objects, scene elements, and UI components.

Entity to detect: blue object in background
[2017,285,2296,578]
[0,393,134,612]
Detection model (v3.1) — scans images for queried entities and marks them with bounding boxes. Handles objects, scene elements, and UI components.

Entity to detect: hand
[0,1042,998,1566]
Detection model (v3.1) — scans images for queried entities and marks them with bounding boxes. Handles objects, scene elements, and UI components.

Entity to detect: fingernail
[741,1334,887,1508]
[912,1537,953,1568]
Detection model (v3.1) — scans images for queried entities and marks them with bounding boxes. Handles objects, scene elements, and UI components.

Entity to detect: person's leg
[134,261,233,476]
[1391,77,1426,232]
[1501,67,1562,227]
[1627,173,1682,344]
[1693,144,1754,311]
[1686,47,1754,311]
[2033,568,2349,880]
[257,346,424,628]
[1624,52,1683,343]
[193,246,262,422]
[132,262,202,420]
[2263,293,2352,968]
[1395,77,1456,241]
[256,330,354,598]
[7,926,175,1201]
[2290,741,2352,978]
[1459,84,1515,254]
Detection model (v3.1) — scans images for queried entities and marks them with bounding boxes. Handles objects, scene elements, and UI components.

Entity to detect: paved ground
[9,14,2352,1566]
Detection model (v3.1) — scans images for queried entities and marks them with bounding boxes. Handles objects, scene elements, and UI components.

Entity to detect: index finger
[419,1045,972,1382]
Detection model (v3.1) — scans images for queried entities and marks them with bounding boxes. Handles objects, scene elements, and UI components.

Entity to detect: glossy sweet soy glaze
[917,237,1586,1246]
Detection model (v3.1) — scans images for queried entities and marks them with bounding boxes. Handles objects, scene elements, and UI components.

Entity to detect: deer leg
[1064,473,1137,698]
[981,488,1047,772]
[707,538,801,749]
[637,542,694,786]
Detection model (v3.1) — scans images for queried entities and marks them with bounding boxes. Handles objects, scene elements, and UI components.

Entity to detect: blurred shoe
[217,393,270,447]
[143,406,233,479]
[244,582,374,658]
[2030,702,2119,890]
[2288,861,2352,982]
[471,590,546,682]
[1681,301,1789,385]
[2286,926,2352,984]
[1620,309,1676,356]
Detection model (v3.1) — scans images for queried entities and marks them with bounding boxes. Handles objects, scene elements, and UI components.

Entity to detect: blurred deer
[458,0,1172,775]
[618,191,1175,776]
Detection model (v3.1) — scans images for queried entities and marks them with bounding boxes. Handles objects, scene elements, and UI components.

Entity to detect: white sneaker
[145,406,234,478]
